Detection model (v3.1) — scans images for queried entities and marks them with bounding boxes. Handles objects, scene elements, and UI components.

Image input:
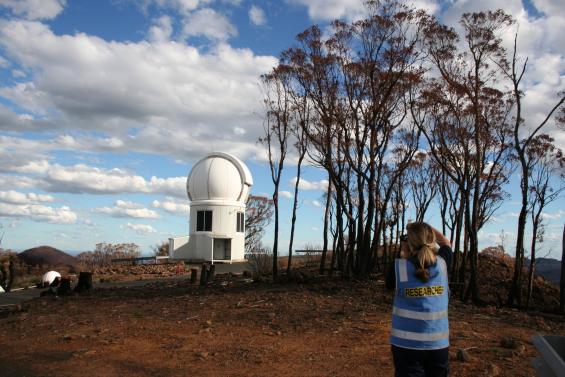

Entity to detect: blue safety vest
[390,256,449,350]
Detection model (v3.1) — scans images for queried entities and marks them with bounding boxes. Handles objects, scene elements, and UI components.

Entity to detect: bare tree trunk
[287,153,305,273]
[381,220,387,269]
[526,220,538,309]
[459,194,470,299]
[559,226,565,313]
[320,181,332,275]
[330,223,338,277]
[509,179,528,307]
[466,181,481,304]
[272,190,280,279]
[452,190,465,279]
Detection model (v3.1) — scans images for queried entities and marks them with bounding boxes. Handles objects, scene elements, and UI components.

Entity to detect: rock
[206,320,213,326]
[484,364,500,377]
[535,318,552,332]
[513,343,526,356]
[500,337,518,349]
[456,349,471,362]
[196,351,209,359]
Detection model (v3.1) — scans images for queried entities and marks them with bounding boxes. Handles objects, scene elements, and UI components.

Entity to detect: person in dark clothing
[386,222,453,377]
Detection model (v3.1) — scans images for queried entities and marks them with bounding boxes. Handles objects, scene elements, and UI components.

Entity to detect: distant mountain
[526,257,561,285]
[18,246,79,269]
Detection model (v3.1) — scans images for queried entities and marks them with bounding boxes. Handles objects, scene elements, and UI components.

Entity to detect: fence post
[207,264,215,283]
[199,263,208,286]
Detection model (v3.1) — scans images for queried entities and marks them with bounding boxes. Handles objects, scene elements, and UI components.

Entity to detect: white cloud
[233,127,246,135]
[533,0,565,17]
[82,219,96,228]
[7,219,21,228]
[0,190,54,204]
[148,15,173,42]
[0,175,37,190]
[0,146,189,197]
[152,197,190,215]
[135,0,209,16]
[0,55,9,68]
[181,8,237,40]
[11,69,25,78]
[305,199,322,208]
[290,177,329,191]
[408,0,439,14]
[121,222,157,235]
[0,202,77,224]
[93,200,160,219]
[0,81,50,115]
[541,210,565,220]
[0,0,66,20]
[287,0,366,21]
[0,19,276,160]
[36,163,186,197]
[249,5,266,26]
[279,191,293,199]
[479,230,516,246]
[288,0,440,21]
[0,190,68,224]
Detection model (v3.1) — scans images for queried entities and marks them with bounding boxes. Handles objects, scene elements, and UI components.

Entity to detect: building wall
[189,202,245,237]
[169,202,246,262]
[169,236,190,260]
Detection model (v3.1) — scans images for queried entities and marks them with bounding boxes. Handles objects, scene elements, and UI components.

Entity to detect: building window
[236,212,244,233]
[197,210,212,231]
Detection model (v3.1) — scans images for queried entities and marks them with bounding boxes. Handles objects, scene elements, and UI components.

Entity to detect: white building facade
[169,152,253,263]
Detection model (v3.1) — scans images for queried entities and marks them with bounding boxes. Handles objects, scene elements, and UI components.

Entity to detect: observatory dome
[187,152,253,204]
[42,270,61,286]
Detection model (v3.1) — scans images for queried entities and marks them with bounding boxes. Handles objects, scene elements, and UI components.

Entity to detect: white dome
[42,270,61,285]
[187,152,253,203]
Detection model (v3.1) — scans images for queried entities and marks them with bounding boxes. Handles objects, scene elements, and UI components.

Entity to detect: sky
[0,0,563,259]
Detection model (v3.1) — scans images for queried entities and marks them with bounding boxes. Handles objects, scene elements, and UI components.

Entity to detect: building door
[213,238,231,260]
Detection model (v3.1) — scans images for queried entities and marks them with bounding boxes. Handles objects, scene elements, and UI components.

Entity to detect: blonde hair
[406,222,436,282]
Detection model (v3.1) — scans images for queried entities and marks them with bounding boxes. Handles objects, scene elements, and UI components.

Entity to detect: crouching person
[386,222,453,377]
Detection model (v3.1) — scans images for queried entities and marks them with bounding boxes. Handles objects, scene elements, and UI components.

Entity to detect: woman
[386,222,453,377]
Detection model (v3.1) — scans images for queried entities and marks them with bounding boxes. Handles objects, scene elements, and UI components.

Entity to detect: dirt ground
[0,274,563,377]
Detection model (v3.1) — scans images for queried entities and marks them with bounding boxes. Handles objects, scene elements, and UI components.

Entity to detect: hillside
[18,246,79,269]
[532,258,561,285]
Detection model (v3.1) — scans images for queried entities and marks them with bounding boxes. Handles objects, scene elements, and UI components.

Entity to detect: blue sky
[0,0,563,259]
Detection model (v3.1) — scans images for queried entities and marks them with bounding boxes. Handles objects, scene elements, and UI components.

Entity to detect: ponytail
[406,222,437,283]
[414,244,436,282]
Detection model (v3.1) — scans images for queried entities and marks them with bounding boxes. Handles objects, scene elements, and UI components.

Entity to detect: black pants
[391,345,449,377]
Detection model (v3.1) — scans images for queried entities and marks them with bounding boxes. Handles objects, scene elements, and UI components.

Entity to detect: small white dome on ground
[42,271,61,286]
[187,152,253,204]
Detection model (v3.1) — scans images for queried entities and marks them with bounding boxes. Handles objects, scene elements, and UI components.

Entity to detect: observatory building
[169,152,253,263]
